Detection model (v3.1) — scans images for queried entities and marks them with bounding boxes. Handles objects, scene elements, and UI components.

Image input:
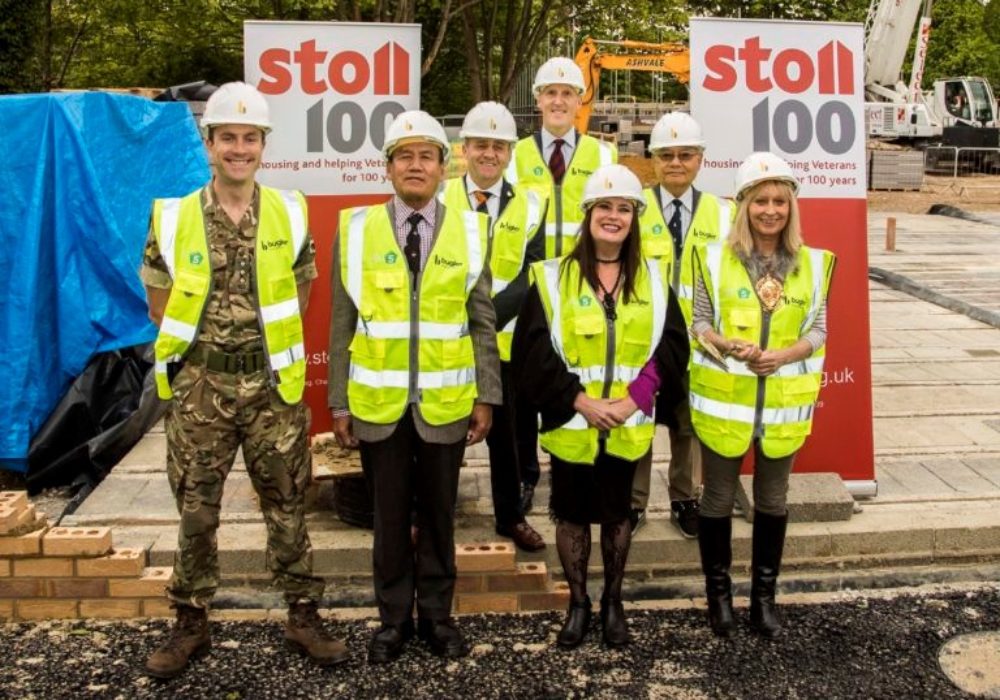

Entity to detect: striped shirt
[392,196,437,269]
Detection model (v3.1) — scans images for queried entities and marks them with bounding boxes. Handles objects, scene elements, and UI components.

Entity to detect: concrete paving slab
[736,473,853,522]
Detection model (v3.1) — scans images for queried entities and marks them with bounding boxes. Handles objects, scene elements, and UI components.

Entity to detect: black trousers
[360,412,465,625]
[515,388,540,487]
[485,361,525,529]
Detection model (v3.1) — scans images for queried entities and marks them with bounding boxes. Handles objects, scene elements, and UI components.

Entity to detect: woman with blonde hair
[688,152,835,639]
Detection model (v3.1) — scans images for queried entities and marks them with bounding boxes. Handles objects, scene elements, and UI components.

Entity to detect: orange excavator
[573,36,691,134]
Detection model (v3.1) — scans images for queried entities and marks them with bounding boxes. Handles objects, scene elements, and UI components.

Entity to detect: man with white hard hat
[505,56,618,513]
[142,82,344,678]
[631,111,734,539]
[440,101,547,553]
[328,109,501,664]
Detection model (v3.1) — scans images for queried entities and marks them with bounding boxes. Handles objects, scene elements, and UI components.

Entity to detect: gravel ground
[2,587,997,699]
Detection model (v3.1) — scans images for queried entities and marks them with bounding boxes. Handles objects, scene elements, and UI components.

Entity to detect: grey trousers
[630,395,701,510]
[699,440,795,518]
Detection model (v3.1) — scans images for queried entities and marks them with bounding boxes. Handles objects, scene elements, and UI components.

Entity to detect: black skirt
[549,446,637,524]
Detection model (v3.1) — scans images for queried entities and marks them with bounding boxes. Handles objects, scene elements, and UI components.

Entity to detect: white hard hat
[459,101,518,142]
[648,112,705,152]
[734,152,800,200]
[580,164,646,214]
[201,82,272,135]
[532,57,585,96]
[383,110,450,161]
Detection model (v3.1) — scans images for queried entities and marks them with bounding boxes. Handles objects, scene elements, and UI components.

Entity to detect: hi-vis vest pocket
[573,314,604,337]
[374,269,406,290]
[726,307,758,341]
[268,271,297,302]
[174,269,210,297]
[349,334,387,364]
[436,295,466,319]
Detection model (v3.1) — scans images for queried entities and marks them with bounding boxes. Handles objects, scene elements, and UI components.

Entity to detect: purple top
[628,356,662,417]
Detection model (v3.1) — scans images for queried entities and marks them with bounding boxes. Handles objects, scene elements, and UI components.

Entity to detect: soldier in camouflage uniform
[141,82,347,679]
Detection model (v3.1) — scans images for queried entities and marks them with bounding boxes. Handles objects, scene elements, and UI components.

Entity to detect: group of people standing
[139,54,834,678]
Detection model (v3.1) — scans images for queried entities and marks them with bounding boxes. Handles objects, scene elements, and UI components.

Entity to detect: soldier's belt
[187,345,267,374]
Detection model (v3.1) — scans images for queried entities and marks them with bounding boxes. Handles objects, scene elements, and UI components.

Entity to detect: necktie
[668,199,683,261]
[549,139,566,184]
[404,212,422,284]
[473,190,491,214]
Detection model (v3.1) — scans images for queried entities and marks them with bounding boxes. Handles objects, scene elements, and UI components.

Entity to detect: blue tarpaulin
[0,92,210,471]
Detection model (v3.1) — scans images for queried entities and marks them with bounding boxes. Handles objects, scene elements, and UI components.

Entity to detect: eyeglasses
[656,151,700,163]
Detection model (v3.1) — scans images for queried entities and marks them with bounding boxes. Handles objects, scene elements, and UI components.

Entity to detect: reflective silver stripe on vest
[540,259,567,362]
[705,242,724,329]
[546,221,581,243]
[464,211,484,294]
[802,247,825,334]
[646,258,667,361]
[279,190,308,256]
[690,393,814,425]
[525,189,542,236]
[261,298,300,324]
[504,153,520,186]
[356,320,468,340]
[270,342,305,370]
[598,141,614,166]
[561,408,652,431]
[692,350,824,378]
[678,283,694,301]
[575,364,644,385]
[159,317,198,343]
[158,198,182,278]
[501,317,517,333]
[350,365,476,390]
[492,277,510,295]
[718,200,732,239]
[344,208,367,308]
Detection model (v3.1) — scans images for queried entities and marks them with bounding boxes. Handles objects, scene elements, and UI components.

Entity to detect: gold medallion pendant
[755,272,783,312]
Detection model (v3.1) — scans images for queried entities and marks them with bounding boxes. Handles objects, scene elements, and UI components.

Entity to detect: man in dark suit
[440,102,547,552]
[328,110,502,664]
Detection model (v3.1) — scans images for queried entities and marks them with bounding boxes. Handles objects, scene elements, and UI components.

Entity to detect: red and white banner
[690,18,875,492]
[244,21,421,434]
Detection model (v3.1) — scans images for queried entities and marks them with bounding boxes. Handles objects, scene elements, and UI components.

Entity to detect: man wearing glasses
[632,112,733,541]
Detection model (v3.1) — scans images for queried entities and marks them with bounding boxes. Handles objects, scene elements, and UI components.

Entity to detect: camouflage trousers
[164,362,324,608]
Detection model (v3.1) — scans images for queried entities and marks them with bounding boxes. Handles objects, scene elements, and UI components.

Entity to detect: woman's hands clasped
[573,392,639,430]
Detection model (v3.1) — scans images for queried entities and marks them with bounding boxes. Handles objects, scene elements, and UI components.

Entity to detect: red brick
[455,543,516,573]
[80,599,141,619]
[141,598,173,618]
[109,567,172,598]
[0,578,44,598]
[0,529,45,557]
[17,599,78,620]
[43,527,112,557]
[48,578,108,599]
[76,548,147,578]
[0,492,28,513]
[486,562,549,593]
[13,557,74,578]
[454,574,485,594]
[454,592,519,614]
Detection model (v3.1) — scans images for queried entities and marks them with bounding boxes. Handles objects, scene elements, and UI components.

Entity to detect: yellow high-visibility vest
[532,255,668,464]
[688,242,835,458]
[440,178,543,361]
[152,186,309,404]
[339,204,489,425]
[506,134,616,259]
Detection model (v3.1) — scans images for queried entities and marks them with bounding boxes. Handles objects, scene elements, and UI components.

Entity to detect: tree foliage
[1,0,998,114]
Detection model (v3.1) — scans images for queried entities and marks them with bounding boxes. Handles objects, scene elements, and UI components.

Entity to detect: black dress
[511,281,690,524]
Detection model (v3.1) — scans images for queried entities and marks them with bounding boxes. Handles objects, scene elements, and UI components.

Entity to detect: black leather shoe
[556,596,592,649]
[600,597,630,648]
[367,620,414,664]
[520,482,536,514]
[417,618,469,658]
[671,500,700,539]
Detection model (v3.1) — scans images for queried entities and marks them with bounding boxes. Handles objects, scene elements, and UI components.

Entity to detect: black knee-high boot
[750,510,788,639]
[555,521,592,648]
[697,514,736,637]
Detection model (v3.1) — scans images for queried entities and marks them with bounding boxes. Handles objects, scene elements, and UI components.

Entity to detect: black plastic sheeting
[25,343,165,504]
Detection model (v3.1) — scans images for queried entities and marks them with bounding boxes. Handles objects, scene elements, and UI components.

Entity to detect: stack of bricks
[0,491,172,621]
[453,543,570,614]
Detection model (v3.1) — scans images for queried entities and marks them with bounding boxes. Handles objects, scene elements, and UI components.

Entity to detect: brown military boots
[144,604,212,679]
[284,601,350,666]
